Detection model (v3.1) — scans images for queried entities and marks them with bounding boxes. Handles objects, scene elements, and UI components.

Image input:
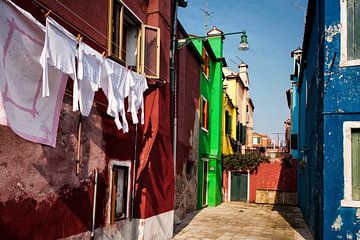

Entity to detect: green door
[231,172,248,201]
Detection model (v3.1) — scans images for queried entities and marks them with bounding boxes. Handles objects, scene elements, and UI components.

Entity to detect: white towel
[0,0,67,147]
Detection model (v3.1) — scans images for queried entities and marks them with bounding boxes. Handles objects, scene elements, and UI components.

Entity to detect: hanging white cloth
[77,42,113,116]
[0,0,67,147]
[128,71,148,125]
[39,16,79,111]
[100,59,132,132]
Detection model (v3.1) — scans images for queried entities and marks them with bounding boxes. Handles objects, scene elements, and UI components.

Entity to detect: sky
[178,0,307,141]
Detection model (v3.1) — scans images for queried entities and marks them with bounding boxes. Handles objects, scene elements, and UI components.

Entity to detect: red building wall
[249,158,297,202]
[0,0,174,239]
[174,23,201,219]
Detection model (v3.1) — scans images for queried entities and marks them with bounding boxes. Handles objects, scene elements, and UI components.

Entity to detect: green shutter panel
[241,125,247,145]
[352,129,360,201]
[236,123,240,141]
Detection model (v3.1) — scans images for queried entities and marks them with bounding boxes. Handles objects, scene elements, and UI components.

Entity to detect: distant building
[298,0,360,239]
[223,62,254,153]
[286,47,302,158]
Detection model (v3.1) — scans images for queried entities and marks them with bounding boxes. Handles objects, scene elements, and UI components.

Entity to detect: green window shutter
[352,128,360,200]
[241,125,247,145]
[347,0,360,60]
[225,111,231,135]
[236,123,240,141]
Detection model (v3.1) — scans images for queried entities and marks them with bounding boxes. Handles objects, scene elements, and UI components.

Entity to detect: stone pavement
[172,202,314,240]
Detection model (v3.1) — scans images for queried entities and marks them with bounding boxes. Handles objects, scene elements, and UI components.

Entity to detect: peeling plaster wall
[322,0,360,239]
[299,0,360,239]
[0,0,175,239]
[174,27,201,220]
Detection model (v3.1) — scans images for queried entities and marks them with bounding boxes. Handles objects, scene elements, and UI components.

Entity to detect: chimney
[290,47,302,80]
[238,62,249,87]
[207,26,224,39]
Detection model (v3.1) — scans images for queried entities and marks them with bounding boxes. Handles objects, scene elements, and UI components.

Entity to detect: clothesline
[32,0,159,77]
[32,0,112,56]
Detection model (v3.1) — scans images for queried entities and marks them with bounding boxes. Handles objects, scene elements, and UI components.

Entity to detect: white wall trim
[342,121,360,208]
[339,0,360,67]
[105,160,132,225]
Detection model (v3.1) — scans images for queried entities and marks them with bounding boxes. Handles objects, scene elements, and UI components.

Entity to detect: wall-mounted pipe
[131,124,139,219]
[91,169,98,239]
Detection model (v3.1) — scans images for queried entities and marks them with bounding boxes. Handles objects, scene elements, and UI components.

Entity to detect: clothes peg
[76,34,82,42]
[45,9,52,18]
[101,51,106,57]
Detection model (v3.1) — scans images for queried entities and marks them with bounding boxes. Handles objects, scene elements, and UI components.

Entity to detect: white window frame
[340,0,360,67]
[107,0,160,78]
[106,160,132,225]
[341,121,360,208]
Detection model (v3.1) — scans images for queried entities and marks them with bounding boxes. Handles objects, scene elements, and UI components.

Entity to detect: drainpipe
[170,0,179,185]
[131,124,139,219]
[91,169,98,239]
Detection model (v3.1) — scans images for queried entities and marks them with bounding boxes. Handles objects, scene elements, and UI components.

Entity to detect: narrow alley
[173,202,314,240]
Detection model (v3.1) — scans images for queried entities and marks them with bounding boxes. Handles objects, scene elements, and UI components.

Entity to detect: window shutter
[352,128,360,200]
[236,122,240,141]
[225,111,231,135]
[241,125,247,145]
[291,134,298,150]
[141,25,160,78]
[347,0,360,60]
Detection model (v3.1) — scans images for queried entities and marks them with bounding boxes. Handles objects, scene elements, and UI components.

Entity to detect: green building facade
[194,27,226,208]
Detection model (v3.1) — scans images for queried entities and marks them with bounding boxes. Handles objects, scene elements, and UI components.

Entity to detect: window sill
[339,59,360,67]
[340,199,360,208]
[201,127,209,133]
[202,72,210,81]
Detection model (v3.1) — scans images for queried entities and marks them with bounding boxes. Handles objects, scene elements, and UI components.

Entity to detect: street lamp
[177,31,249,51]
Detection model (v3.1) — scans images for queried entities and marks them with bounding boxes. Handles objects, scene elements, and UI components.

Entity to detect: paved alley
[173,202,314,240]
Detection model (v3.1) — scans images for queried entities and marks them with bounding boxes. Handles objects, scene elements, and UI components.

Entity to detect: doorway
[231,172,248,201]
[202,160,208,206]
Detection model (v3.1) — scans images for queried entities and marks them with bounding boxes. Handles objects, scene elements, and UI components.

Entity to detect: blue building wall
[299,0,360,239]
[298,0,324,239]
[291,81,299,159]
[322,0,360,238]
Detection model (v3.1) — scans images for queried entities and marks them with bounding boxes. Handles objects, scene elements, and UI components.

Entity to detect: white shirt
[39,17,78,111]
[128,71,148,125]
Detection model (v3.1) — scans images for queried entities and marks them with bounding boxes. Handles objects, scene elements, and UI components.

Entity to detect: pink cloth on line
[0,0,67,147]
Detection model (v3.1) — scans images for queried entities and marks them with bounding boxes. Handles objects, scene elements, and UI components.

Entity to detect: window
[110,165,130,223]
[342,122,360,207]
[340,0,360,66]
[291,134,298,150]
[108,0,160,78]
[225,110,231,135]
[202,47,210,79]
[252,137,260,145]
[200,96,209,131]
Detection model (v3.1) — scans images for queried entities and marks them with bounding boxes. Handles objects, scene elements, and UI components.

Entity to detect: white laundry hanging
[100,59,133,132]
[128,71,148,125]
[77,42,113,116]
[0,0,67,147]
[39,16,79,111]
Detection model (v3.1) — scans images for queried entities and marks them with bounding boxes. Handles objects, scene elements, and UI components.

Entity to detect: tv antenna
[200,0,215,32]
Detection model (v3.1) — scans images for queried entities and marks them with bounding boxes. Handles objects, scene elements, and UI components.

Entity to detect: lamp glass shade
[239,32,249,51]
